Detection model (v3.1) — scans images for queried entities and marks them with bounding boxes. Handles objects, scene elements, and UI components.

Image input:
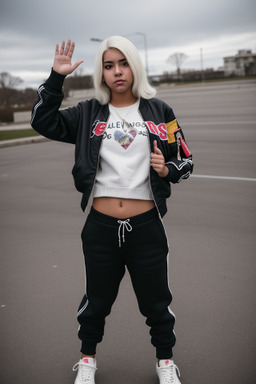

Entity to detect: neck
[110,92,138,108]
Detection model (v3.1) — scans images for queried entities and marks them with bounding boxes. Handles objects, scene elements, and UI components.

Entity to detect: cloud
[0,0,255,87]
[149,31,256,74]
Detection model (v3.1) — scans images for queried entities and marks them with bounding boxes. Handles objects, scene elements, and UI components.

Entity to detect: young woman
[31,36,193,384]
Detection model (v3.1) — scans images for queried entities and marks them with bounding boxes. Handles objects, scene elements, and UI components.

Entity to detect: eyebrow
[103,58,127,64]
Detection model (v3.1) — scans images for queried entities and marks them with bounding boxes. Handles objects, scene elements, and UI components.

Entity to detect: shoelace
[158,362,180,384]
[117,219,133,247]
[72,361,97,382]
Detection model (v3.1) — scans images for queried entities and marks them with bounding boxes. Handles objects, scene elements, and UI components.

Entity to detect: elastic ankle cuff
[156,348,173,360]
[81,343,97,356]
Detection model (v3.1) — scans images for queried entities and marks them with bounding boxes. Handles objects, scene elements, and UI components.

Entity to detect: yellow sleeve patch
[166,119,178,143]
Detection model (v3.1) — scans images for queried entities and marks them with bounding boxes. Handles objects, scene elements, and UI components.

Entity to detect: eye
[122,61,129,67]
[104,64,112,70]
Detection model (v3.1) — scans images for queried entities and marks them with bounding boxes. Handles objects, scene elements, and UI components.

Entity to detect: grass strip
[0,129,40,141]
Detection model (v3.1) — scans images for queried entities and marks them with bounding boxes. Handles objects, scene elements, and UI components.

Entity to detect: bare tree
[167,53,188,79]
[0,72,23,89]
[0,72,23,107]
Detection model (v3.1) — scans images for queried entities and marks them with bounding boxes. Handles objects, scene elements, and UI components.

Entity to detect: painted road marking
[192,174,256,182]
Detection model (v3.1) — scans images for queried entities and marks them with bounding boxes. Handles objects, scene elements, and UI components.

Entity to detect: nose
[114,64,122,76]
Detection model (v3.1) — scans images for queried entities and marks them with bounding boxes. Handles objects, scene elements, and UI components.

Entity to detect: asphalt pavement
[0,79,256,384]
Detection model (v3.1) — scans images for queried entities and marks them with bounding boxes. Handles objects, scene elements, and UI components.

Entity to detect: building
[223,50,256,76]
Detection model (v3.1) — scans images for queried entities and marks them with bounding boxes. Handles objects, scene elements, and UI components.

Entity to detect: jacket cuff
[45,68,66,90]
[165,157,193,183]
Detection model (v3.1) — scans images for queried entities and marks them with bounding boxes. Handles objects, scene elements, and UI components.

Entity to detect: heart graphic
[114,128,137,150]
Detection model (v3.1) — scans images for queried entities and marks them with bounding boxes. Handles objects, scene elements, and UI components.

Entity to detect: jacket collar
[98,97,151,122]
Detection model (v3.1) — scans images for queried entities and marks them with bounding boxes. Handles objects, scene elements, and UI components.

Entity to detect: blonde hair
[93,36,156,105]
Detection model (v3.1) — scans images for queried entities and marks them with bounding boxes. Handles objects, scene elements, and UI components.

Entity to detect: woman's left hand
[150,140,169,178]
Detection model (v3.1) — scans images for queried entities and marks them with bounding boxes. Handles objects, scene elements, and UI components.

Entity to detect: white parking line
[182,121,256,125]
[191,174,256,182]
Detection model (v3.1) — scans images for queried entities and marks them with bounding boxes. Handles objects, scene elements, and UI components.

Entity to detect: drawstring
[117,219,133,247]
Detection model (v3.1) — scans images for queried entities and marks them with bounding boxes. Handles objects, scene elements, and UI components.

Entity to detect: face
[102,48,134,97]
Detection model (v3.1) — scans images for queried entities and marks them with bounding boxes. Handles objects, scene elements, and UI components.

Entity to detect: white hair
[93,36,156,105]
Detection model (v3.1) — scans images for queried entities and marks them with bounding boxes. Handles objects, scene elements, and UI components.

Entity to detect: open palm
[53,40,83,75]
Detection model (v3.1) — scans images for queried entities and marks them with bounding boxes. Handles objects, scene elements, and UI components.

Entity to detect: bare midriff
[93,197,155,219]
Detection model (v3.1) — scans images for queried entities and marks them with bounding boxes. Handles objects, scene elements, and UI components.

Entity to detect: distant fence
[13,111,31,123]
[14,111,31,123]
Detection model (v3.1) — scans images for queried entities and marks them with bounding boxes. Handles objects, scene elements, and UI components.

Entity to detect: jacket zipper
[138,109,161,218]
[85,115,110,212]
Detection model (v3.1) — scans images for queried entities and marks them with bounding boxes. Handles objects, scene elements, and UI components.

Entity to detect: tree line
[0,71,93,123]
[0,72,37,122]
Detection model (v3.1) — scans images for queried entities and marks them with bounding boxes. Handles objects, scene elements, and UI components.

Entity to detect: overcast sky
[1,0,256,89]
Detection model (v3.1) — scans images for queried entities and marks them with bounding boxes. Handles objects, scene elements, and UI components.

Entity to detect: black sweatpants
[77,206,176,359]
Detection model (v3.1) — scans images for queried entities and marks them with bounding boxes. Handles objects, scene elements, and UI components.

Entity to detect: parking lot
[0,79,256,383]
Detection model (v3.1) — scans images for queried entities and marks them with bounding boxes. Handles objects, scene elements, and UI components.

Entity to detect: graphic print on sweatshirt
[104,120,148,150]
[113,126,137,150]
[106,102,148,151]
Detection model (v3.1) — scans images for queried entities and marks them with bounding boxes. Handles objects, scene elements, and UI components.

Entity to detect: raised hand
[151,140,169,178]
[53,40,84,75]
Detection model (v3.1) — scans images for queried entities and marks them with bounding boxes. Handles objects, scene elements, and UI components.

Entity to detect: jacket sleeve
[163,105,194,184]
[30,69,80,144]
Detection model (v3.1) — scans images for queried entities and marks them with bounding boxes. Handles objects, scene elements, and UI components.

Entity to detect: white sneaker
[73,357,97,384]
[156,359,181,384]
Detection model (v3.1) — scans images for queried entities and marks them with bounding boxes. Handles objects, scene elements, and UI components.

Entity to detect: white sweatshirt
[93,101,153,200]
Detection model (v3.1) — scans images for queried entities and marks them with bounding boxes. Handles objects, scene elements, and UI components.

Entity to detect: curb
[0,136,49,149]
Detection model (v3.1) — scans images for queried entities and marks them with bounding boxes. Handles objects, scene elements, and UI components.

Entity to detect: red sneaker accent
[83,358,89,364]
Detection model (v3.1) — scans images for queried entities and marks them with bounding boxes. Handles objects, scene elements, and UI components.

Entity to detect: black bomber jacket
[31,69,193,217]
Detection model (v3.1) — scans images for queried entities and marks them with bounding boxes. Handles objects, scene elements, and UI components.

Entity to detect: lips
[115,79,125,85]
